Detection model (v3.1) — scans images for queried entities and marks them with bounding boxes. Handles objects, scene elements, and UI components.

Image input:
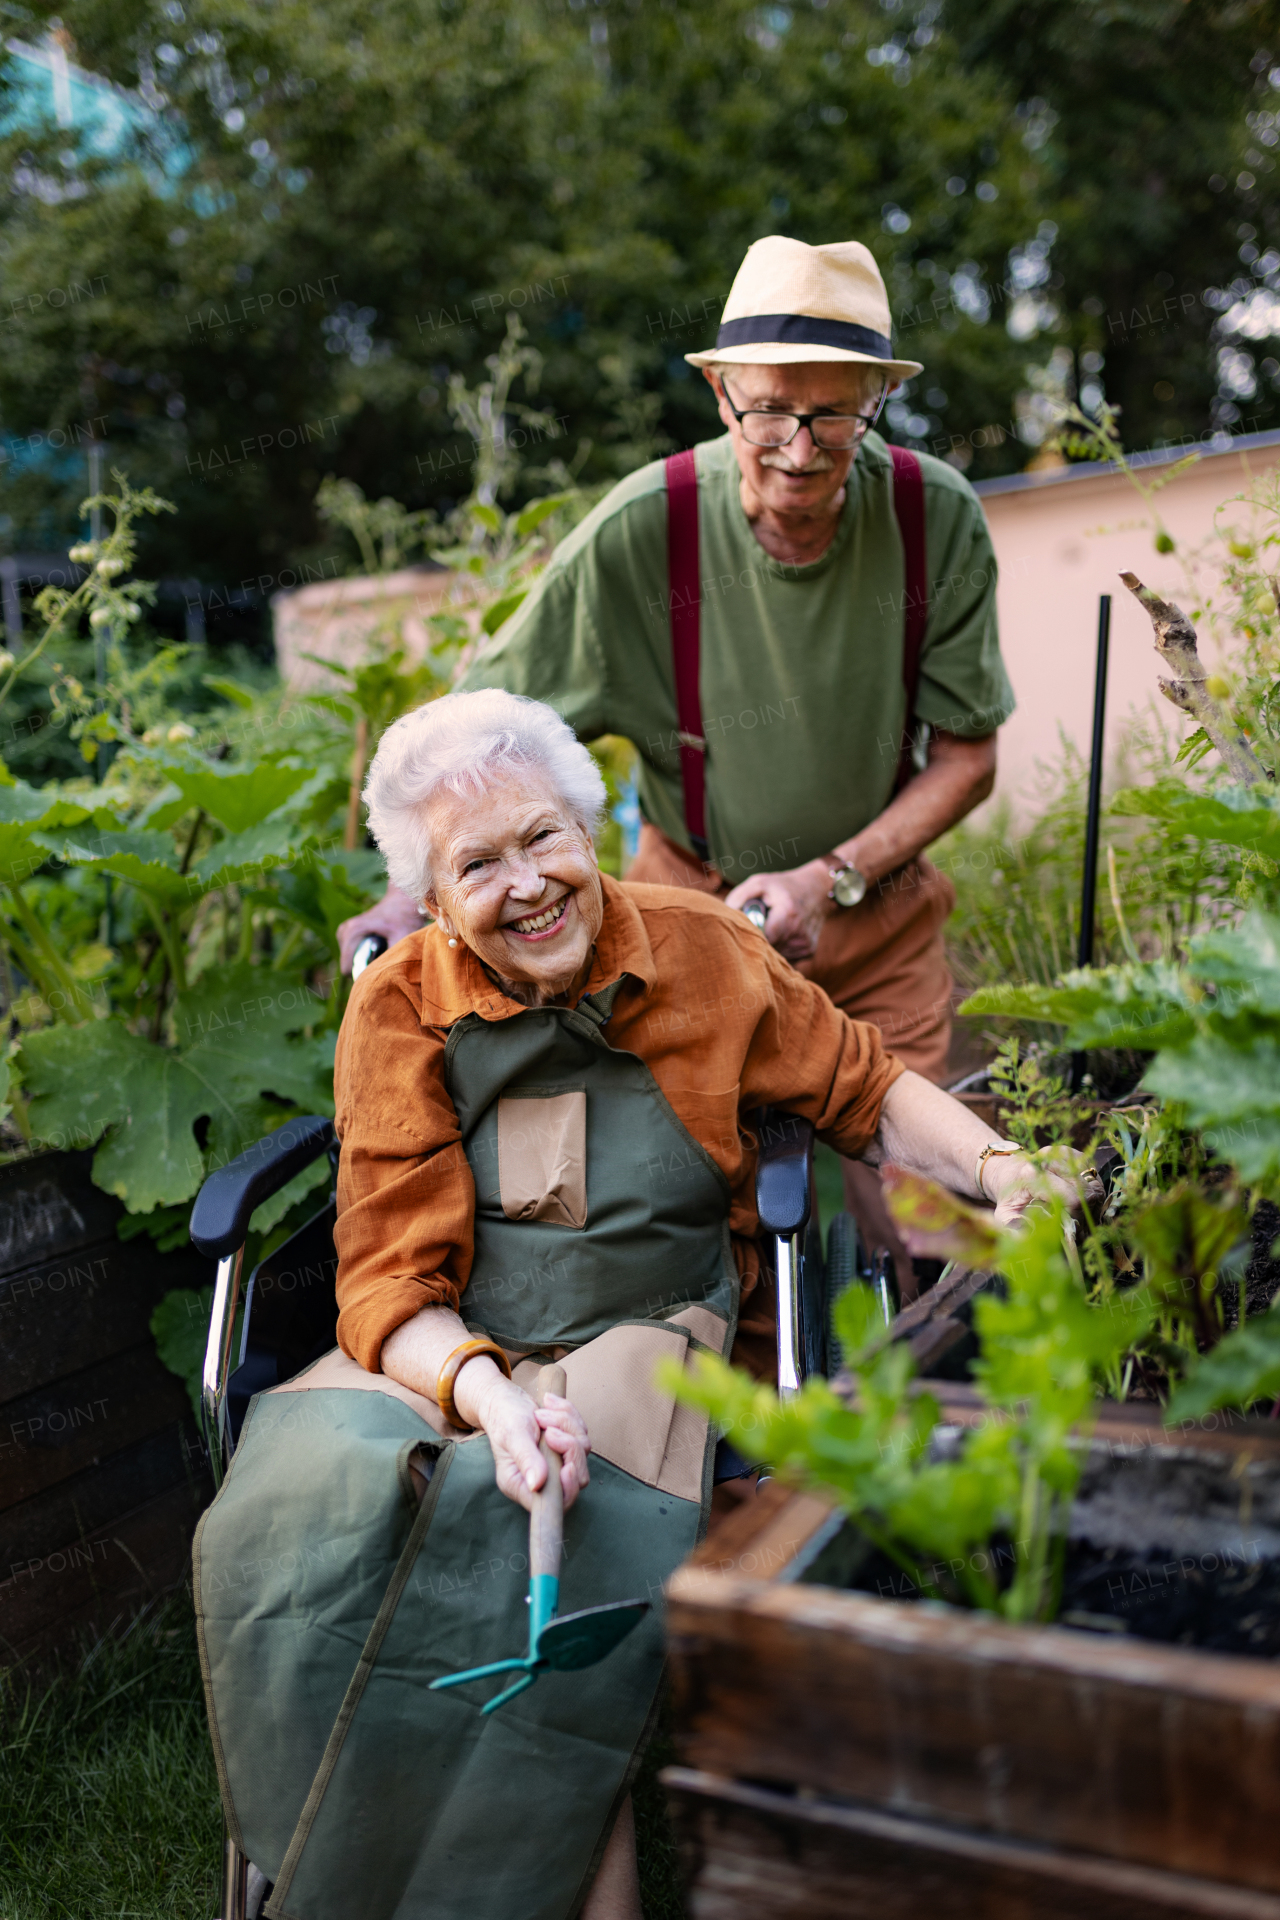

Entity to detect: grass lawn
[0,1602,220,1919]
[0,1596,684,1919]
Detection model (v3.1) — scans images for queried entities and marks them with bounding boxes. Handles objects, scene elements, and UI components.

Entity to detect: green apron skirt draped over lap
[195,980,741,1920]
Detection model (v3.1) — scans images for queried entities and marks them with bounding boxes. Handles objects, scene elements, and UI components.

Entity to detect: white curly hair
[362,687,607,903]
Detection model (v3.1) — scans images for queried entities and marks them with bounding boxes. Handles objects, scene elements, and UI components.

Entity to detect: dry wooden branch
[1119,570,1265,787]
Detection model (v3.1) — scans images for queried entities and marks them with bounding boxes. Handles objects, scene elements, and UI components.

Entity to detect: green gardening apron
[195,977,740,1920]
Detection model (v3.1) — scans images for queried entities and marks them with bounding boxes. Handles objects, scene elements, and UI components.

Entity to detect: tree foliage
[3,0,1276,595]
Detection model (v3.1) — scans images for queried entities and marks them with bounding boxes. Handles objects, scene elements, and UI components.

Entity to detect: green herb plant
[668,1174,1149,1623]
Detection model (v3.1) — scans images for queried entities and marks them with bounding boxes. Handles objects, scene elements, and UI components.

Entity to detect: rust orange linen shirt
[333,874,904,1375]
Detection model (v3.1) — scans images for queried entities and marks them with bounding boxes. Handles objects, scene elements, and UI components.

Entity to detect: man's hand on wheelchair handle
[724,857,833,961]
[337,882,424,974]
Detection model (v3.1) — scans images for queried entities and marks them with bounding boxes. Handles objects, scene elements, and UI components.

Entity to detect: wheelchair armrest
[190,1115,335,1258]
[754,1109,814,1237]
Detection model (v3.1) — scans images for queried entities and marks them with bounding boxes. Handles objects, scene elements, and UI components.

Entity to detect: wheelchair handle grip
[755,1110,814,1237]
[352,933,389,978]
[190,1115,335,1259]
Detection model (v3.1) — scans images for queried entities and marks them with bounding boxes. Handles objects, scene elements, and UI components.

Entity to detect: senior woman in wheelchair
[196,688,1056,1920]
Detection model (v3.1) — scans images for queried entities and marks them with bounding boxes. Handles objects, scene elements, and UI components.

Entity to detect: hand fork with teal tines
[429,1364,650,1714]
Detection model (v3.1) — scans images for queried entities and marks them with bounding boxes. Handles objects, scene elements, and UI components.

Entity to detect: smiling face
[422,774,604,1003]
[705,362,891,519]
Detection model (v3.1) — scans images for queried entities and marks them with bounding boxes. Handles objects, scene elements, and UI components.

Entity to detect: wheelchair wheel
[824,1210,863,1369]
[799,1205,828,1380]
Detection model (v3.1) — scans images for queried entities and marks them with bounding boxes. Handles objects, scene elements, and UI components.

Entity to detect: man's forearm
[835,731,996,885]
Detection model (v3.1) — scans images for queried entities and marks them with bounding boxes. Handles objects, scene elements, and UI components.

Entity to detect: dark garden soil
[794,1432,1280,1659]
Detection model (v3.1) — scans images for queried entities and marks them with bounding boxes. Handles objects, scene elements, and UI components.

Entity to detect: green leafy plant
[1166,1304,1280,1423]
[987,1037,1094,1150]
[0,473,176,726]
[0,483,385,1246]
[669,1177,1149,1622]
[150,1283,244,1420]
[316,476,436,578]
[421,317,580,661]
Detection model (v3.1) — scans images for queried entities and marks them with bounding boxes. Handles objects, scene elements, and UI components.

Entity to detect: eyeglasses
[718,373,887,450]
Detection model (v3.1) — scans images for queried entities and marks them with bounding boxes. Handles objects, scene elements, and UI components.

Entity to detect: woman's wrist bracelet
[975,1141,1024,1201]
[436,1338,512,1430]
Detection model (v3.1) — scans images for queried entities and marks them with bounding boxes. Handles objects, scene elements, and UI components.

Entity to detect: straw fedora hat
[684,235,923,378]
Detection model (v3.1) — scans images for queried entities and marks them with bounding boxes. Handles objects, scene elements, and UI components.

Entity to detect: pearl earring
[448,936,458,948]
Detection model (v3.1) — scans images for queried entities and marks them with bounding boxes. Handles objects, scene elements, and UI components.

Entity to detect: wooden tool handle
[529,1364,566,1580]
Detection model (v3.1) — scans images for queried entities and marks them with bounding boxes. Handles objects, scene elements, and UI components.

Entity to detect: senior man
[339,234,1014,1291]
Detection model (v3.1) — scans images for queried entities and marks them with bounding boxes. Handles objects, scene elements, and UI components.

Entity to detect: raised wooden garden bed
[0,1151,213,1667]
[663,1398,1280,1919]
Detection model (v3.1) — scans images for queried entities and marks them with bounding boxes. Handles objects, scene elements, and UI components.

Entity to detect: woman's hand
[458,1362,591,1512]
[982,1149,1102,1229]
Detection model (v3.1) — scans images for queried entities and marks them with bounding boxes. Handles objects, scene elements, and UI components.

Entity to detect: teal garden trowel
[429,1364,650,1715]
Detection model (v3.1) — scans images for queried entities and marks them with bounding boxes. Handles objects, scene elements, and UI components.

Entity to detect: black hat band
[715,313,895,358]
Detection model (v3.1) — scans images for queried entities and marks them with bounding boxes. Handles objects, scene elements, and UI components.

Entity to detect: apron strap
[664,449,709,864]
[576,975,630,1026]
[889,443,928,793]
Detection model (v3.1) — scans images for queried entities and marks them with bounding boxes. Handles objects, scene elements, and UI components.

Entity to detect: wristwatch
[975,1141,1024,1200]
[826,859,868,908]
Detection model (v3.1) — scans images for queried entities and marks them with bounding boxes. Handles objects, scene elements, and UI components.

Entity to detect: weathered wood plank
[0,1341,192,1510]
[0,1476,208,1665]
[687,1482,833,1580]
[666,1567,1280,1891]
[0,1230,209,1405]
[1,1421,208,1581]
[930,1384,1280,1461]
[0,1151,119,1276]
[663,1769,1280,1920]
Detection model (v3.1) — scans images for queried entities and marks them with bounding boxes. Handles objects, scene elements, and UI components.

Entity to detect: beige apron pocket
[497,1088,588,1229]
[555,1323,710,1502]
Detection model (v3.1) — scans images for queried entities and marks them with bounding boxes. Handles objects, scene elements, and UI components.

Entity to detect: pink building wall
[974,429,1280,817]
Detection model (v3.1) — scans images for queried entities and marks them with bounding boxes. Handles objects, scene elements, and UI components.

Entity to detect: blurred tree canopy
[1,0,1278,603]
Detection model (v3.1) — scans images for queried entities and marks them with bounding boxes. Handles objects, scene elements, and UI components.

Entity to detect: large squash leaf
[182,1023,336,1118]
[194,817,317,888]
[960,962,1193,1051]
[161,758,312,832]
[173,960,326,1047]
[163,756,312,833]
[0,781,113,830]
[40,826,192,902]
[21,984,336,1214]
[23,1020,213,1211]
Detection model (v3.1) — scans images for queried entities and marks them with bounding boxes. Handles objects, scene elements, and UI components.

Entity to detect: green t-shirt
[461,430,1014,879]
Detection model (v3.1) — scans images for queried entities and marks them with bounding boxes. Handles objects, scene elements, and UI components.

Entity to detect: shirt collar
[418,871,655,1026]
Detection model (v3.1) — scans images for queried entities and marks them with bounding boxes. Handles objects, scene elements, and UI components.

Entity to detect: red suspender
[664,448,708,860]
[664,441,929,865]
[889,444,927,792]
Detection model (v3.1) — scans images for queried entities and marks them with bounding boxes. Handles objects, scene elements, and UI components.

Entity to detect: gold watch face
[832,865,867,908]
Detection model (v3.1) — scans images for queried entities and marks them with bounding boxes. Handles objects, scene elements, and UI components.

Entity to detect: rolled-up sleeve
[736,934,905,1156]
[332,966,474,1372]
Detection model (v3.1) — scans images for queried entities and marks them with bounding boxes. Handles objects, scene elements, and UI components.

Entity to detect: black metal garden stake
[1071,595,1111,1093]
